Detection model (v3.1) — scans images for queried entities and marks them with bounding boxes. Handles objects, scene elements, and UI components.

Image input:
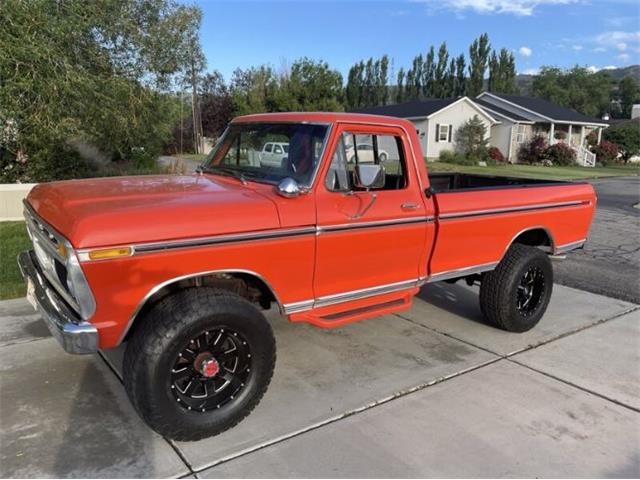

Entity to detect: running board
[288,290,416,328]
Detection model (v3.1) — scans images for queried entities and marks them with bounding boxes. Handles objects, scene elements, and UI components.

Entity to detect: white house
[476,92,609,166]
[354,97,498,161]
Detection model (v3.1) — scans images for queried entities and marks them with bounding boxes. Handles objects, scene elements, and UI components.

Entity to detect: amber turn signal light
[87,246,133,260]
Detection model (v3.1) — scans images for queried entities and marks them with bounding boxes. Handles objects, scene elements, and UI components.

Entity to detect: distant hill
[516,65,640,95]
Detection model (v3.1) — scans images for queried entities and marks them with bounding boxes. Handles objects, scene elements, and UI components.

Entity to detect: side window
[274,144,283,154]
[264,143,273,153]
[325,132,407,192]
[438,124,450,142]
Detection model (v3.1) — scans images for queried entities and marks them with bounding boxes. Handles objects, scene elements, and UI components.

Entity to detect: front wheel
[479,244,553,332]
[123,288,276,441]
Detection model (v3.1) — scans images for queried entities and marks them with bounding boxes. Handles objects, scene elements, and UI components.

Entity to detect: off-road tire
[479,244,553,332]
[123,287,276,441]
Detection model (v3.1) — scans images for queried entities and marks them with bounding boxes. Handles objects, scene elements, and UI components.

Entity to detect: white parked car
[346,143,389,163]
[259,142,289,168]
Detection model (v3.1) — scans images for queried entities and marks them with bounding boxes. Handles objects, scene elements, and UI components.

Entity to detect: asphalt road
[554,176,640,304]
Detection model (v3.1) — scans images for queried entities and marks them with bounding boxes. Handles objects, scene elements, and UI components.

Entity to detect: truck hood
[27,175,281,249]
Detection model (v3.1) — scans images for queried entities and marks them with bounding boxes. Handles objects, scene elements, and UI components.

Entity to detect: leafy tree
[408,54,424,100]
[287,58,343,111]
[444,59,456,98]
[0,0,202,182]
[618,76,640,118]
[346,61,365,109]
[532,66,613,117]
[454,54,467,97]
[455,115,489,161]
[433,42,450,98]
[488,48,517,94]
[396,68,406,104]
[467,33,491,97]
[603,122,640,161]
[422,46,435,98]
[378,55,390,105]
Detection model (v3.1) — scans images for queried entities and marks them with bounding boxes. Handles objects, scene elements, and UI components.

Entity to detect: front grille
[23,203,79,311]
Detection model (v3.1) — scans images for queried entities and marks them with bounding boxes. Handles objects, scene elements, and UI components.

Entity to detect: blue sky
[193,0,640,81]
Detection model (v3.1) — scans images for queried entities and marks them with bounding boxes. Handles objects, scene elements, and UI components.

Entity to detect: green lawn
[173,153,208,162]
[427,161,640,180]
[0,222,31,300]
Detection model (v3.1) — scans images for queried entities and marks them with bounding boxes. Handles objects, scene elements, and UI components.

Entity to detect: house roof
[351,98,460,118]
[479,92,609,125]
[473,98,532,123]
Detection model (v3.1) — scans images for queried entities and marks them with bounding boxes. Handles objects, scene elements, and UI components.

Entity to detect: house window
[438,124,450,142]
[515,124,526,143]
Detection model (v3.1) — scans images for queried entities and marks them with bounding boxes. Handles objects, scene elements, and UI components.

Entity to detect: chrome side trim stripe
[318,216,434,233]
[282,278,420,315]
[92,217,434,258]
[439,200,590,220]
[555,238,586,254]
[427,261,499,283]
[133,226,317,253]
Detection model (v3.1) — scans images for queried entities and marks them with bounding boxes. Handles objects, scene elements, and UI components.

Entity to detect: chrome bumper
[18,250,98,354]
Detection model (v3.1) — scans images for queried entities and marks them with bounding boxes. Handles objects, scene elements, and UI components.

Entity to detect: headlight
[63,242,96,320]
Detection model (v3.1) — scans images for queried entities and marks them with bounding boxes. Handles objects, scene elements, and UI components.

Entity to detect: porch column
[550,123,555,144]
[597,127,602,144]
[580,126,585,146]
[568,125,573,145]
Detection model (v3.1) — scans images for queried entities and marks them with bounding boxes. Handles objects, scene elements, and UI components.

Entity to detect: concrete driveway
[1,282,638,478]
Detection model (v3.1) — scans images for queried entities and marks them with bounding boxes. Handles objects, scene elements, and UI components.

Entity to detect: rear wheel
[479,244,553,332]
[123,287,276,441]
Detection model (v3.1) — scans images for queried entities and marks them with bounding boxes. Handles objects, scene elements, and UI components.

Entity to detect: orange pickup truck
[19,112,596,440]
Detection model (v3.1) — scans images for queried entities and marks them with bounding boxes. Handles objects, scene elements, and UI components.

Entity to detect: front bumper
[18,250,98,354]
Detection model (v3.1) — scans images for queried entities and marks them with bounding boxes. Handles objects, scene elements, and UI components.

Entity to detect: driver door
[313,124,430,299]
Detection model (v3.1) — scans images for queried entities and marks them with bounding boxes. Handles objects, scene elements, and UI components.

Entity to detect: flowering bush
[518,135,547,164]
[592,140,619,166]
[544,143,576,166]
[488,146,505,163]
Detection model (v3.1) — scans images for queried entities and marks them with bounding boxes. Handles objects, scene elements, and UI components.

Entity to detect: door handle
[401,202,419,210]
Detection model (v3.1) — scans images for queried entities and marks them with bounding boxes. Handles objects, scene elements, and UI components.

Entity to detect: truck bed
[428,172,569,192]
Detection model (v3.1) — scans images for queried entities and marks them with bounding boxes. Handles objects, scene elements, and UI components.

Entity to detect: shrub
[488,147,505,163]
[586,130,599,147]
[518,135,547,164]
[544,143,576,166]
[455,115,489,162]
[592,140,619,166]
[438,149,475,166]
[554,130,567,141]
[603,122,640,162]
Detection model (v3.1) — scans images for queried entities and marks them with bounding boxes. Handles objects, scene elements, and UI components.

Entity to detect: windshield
[203,122,330,185]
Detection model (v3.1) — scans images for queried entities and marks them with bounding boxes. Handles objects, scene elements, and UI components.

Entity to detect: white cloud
[586,65,598,73]
[519,46,533,57]
[521,68,540,75]
[593,47,606,53]
[618,53,631,62]
[416,0,579,16]
[602,65,617,70]
[572,45,583,51]
[594,31,640,52]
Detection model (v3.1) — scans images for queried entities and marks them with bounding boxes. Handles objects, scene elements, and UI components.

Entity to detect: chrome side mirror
[277,177,302,198]
[354,164,385,190]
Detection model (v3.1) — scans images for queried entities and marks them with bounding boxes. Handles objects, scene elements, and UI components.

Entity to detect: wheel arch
[504,226,556,259]
[119,269,283,344]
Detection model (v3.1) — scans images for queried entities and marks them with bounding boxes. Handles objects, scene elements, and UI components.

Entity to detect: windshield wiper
[202,166,248,185]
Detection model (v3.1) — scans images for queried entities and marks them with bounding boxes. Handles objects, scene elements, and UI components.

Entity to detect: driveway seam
[394,303,640,360]
[96,350,196,476]
[0,335,51,349]
[189,356,504,474]
[506,358,640,414]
